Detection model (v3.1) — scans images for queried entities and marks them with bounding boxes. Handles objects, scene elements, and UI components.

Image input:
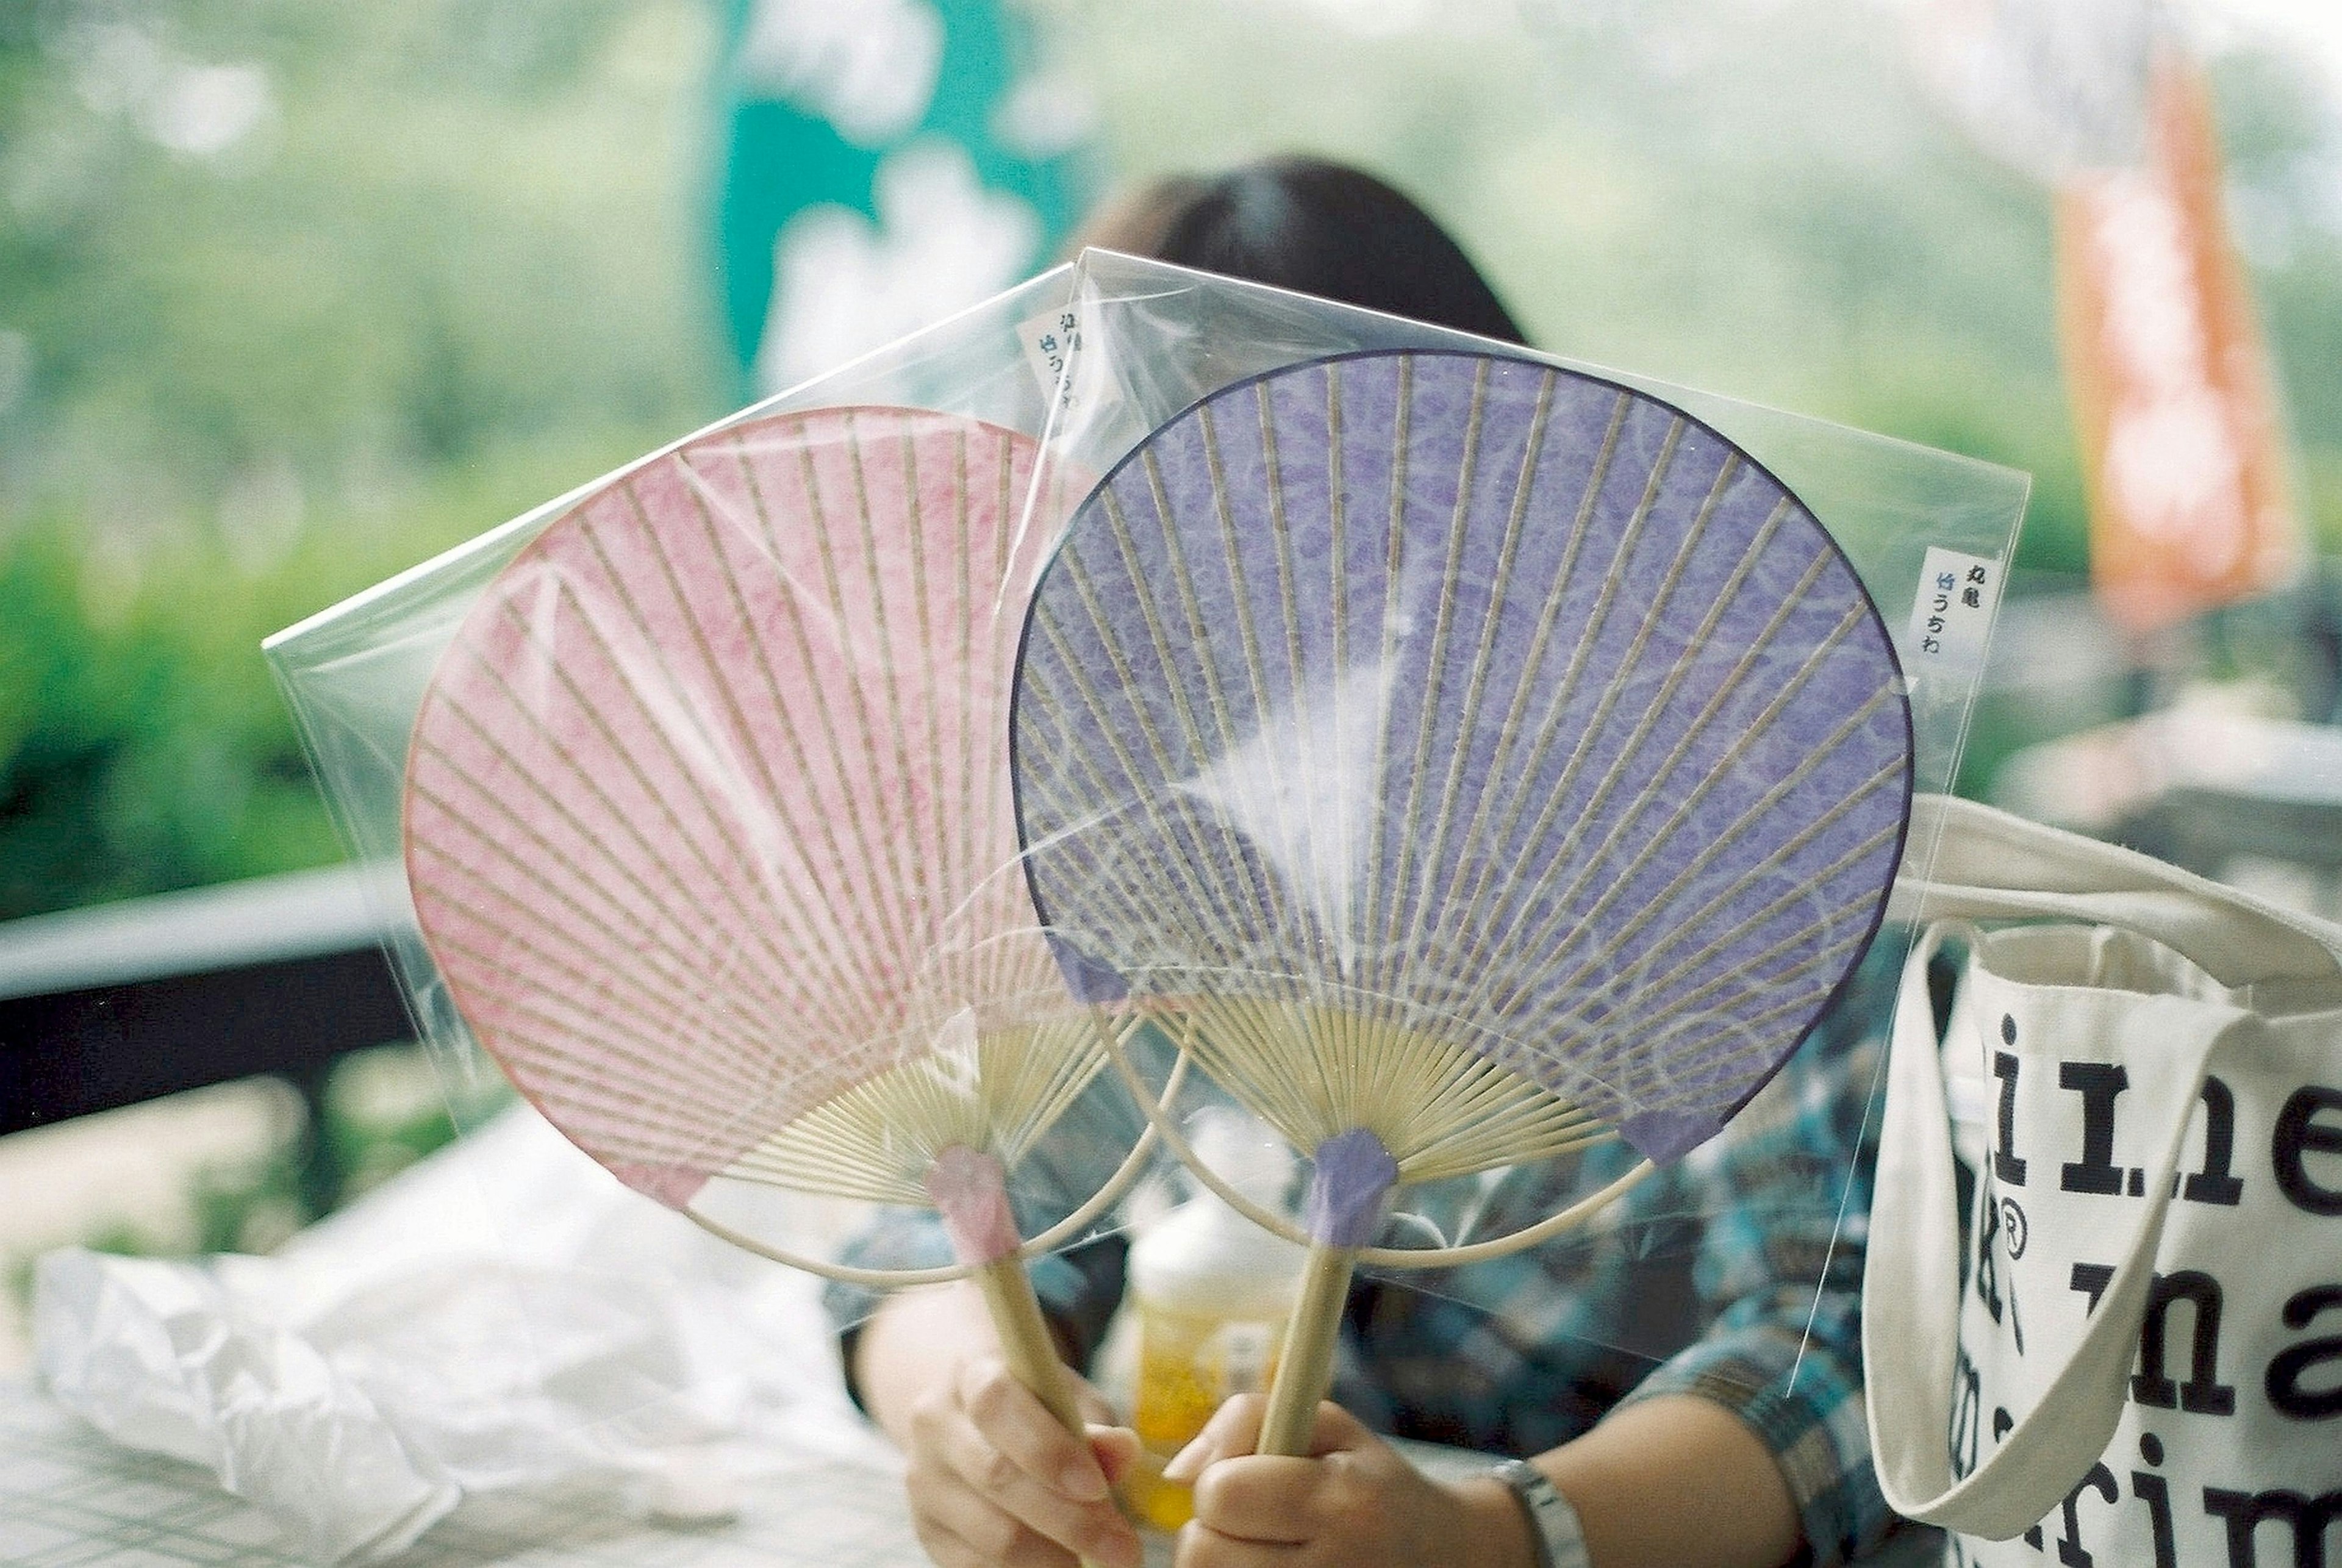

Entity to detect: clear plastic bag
[32,1107,901,1564]
[263,264,1168,1477]
[1010,251,2031,1442]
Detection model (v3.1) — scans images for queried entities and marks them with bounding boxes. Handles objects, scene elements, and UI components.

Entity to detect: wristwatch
[1489,1459,1591,1568]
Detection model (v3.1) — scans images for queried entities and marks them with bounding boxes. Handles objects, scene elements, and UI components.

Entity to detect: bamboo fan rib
[407,406,1107,1230]
[1011,352,1912,1192]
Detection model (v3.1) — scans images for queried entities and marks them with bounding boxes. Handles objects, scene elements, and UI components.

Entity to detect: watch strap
[1489,1458,1591,1568]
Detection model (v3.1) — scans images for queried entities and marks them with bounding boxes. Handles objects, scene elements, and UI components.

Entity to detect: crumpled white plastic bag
[35,1246,460,1563]
[32,1107,899,1565]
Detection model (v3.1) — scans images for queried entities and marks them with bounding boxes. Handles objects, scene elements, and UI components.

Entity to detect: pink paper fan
[405,406,1103,1246]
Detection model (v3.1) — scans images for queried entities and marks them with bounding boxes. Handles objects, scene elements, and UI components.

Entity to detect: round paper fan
[1010,349,1912,1451]
[404,405,1152,1431]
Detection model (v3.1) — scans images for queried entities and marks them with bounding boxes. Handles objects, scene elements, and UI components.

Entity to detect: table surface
[0,1375,942,1568]
[1,1376,1947,1567]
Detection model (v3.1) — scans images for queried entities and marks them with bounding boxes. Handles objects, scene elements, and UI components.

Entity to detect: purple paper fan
[1011,351,1912,1165]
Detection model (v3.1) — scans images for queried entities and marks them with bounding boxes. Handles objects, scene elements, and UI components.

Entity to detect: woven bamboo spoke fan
[405,404,1155,1437]
[1010,349,1913,1455]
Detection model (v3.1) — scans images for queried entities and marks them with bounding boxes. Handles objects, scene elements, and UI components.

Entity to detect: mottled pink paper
[404,408,1060,1204]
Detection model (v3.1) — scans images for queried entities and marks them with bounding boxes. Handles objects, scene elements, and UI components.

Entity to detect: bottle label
[1219,1322,1275,1395]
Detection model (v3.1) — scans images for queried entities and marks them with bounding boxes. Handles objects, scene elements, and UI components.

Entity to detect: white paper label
[1020,303,1081,404]
[1904,546,2002,683]
[1018,301,1116,422]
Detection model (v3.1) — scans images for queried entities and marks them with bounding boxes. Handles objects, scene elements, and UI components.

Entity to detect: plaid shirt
[829,947,1905,1567]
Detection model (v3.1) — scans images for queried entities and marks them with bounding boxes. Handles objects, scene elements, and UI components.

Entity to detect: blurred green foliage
[0,0,729,918]
[4,0,2342,923]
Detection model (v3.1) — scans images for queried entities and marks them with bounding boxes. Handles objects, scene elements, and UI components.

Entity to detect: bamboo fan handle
[970,1254,1087,1433]
[1256,1243,1359,1456]
[970,1259,1109,1568]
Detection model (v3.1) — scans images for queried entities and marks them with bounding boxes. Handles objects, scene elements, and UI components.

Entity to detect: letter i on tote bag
[1864,795,2342,1568]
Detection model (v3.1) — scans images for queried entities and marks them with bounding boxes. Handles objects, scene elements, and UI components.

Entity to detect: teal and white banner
[714,0,1095,396]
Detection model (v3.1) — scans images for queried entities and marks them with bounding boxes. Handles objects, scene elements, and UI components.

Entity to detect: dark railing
[0,866,417,1212]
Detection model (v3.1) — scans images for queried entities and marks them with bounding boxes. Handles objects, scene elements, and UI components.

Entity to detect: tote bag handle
[1890,793,2342,987]
[1863,921,2232,1537]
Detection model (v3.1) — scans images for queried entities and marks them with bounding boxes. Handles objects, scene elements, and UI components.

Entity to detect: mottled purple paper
[1011,352,1911,1162]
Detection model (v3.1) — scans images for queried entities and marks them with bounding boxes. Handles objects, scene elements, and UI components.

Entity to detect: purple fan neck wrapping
[1304,1129,1401,1248]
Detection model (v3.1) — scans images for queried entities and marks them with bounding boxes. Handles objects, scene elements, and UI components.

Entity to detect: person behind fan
[833,154,1897,1568]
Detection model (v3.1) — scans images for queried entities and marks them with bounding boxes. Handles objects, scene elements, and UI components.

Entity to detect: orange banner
[2057,54,2299,633]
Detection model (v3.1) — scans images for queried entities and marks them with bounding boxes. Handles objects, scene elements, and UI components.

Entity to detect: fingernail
[1161,1440,1205,1484]
[1059,1461,1106,1502]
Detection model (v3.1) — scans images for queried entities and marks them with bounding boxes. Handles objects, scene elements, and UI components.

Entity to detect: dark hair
[1075,156,1529,347]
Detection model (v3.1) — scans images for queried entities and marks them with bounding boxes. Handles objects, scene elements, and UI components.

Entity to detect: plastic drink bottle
[1122,1110,1306,1531]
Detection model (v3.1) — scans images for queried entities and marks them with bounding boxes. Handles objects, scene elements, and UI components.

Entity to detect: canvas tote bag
[1864,794,2342,1567]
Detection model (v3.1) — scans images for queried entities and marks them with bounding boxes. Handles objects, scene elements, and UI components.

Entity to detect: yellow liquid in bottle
[1123,1303,1283,1533]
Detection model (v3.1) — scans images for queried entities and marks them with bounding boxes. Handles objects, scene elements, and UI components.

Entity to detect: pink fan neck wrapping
[925,1145,1024,1266]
